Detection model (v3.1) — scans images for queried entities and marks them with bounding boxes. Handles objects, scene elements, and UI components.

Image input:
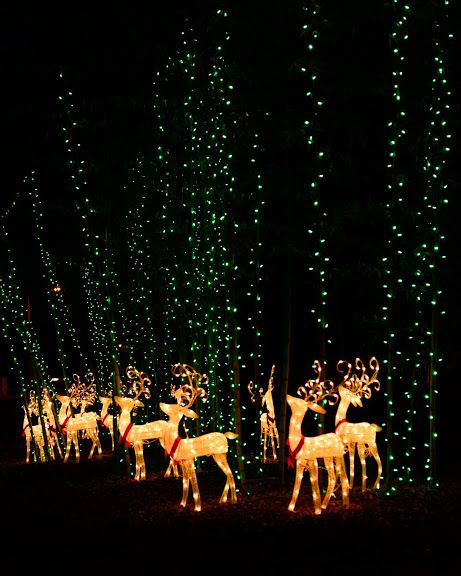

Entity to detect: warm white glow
[114,365,177,481]
[286,361,349,515]
[249,364,280,463]
[56,388,102,463]
[159,363,238,511]
[334,357,382,491]
[98,395,115,451]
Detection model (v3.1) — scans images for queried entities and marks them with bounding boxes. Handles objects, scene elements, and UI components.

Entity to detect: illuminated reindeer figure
[334,356,382,491]
[114,366,178,481]
[99,390,115,451]
[160,363,238,512]
[56,373,102,463]
[21,391,46,463]
[286,360,349,515]
[41,387,63,460]
[248,364,279,462]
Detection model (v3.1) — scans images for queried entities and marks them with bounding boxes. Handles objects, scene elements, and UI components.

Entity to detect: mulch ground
[2,443,460,573]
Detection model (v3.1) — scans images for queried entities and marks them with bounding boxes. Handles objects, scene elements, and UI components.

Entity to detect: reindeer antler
[297,360,338,405]
[171,363,208,408]
[248,381,257,403]
[340,357,380,399]
[358,356,380,398]
[125,365,152,401]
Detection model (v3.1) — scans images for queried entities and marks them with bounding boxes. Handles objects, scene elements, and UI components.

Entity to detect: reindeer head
[336,356,380,407]
[248,364,275,406]
[287,360,337,416]
[114,366,151,413]
[99,385,113,406]
[160,363,208,422]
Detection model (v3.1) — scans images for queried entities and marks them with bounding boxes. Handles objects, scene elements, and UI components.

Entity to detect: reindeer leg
[270,433,278,461]
[140,444,146,481]
[133,442,141,481]
[88,431,96,459]
[189,460,201,512]
[56,435,63,459]
[321,457,336,510]
[288,460,305,512]
[348,442,356,489]
[64,433,71,463]
[308,459,322,515]
[74,432,81,463]
[357,443,367,492]
[263,431,269,463]
[369,443,382,490]
[213,453,235,504]
[96,432,102,458]
[26,436,30,464]
[336,456,350,507]
[180,461,190,507]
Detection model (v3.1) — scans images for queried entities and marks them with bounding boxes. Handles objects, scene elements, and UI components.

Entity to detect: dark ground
[2,418,460,574]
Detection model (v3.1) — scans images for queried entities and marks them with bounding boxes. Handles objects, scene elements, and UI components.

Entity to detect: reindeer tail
[372,424,382,432]
[224,432,238,440]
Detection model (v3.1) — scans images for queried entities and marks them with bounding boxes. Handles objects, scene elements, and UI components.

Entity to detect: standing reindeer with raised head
[334,356,382,492]
[99,390,115,451]
[21,391,46,463]
[248,364,279,463]
[286,360,349,515]
[56,373,102,463]
[114,366,177,481]
[41,387,63,460]
[159,363,238,512]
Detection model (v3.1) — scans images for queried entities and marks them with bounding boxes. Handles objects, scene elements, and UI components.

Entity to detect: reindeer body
[249,365,280,463]
[287,394,349,515]
[56,395,101,463]
[335,385,382,491]
[260,384,279,462]
[115,395,173,481]
[41,394,63,460]
[160,401,238,512]
[21,407,46,463]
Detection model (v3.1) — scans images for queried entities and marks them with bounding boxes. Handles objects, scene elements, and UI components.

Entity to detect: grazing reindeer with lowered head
[56,373,102,462]
[160,363,238,512]
[114,366,178,481]
[286,360,349,515]
[334,356,382,491]
[248,364,280,463]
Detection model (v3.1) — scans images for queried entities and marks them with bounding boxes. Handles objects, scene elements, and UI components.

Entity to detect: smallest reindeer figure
[248,365,280,463]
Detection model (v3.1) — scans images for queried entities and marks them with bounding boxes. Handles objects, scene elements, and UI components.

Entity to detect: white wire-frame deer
[248,364,280,463]
[159,363,238,512]
[55,373,102,462]
[114,365,178,481]
[286,360,349,515]
[21,392,46,463]
[334,356,382,491]
[99,394,115,451]
[41,387,63,461]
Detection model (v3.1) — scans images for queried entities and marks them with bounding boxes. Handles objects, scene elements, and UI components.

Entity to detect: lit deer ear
[309,402,326,414]
[184,408,198,419]
[135,400,144,408]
